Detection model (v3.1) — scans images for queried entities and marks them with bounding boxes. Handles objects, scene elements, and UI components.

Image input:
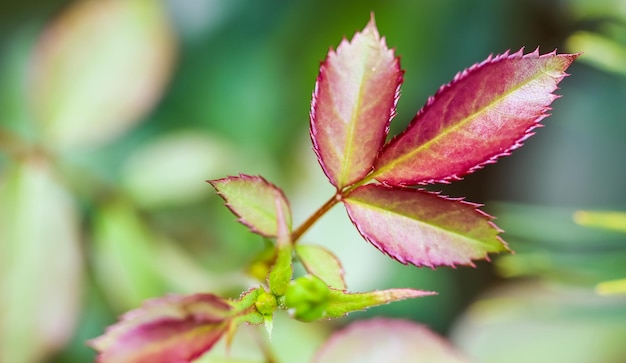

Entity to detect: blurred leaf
[451,281,626,363]
[493,203,626,285]
[310,15,402,188]
[296,244,346,290]
[246,240,276,283]
[0,27,36,140]
[90,293,234,363]
[122,131,242,208]
[596,278,626,295]
[566,0,626,19]
[0,156,82,363]
[209,174,292,238]
[155,237,245,294]
[313,318,471,363]
[29,0,176,151]
[573,210,626,295]
[91,199,167,311]
[574,210,626,233]
[566,31,626,77]
[193,313,328,363]
[492,203,625,247]
[344,185,508,268]
[372,49,578,185]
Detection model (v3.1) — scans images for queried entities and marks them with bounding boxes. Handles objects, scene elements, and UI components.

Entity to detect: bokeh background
[1,0,625,362]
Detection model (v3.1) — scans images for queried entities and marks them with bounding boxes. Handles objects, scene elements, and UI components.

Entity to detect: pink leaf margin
[310,14,403,188]
[343,185,508,268]
[89,293,233,363]
[208,174,292,238]
[373,48,580,186]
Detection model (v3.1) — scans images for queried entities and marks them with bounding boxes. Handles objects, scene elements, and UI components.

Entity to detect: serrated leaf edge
[374,48,578,186]
[208,174,292,238]
[343,186,510,268]
[309,15,403,188]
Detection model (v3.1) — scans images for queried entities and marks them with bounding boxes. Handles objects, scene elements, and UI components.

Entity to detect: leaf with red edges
[89,293,234,363]
[343,185,508,268]
[372,49,579,186]
[310,15,402,189]
[313,318,472,363]
[208,174,291,237]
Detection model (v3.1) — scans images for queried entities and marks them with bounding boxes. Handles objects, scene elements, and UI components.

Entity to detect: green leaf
[324,288,435,319]
[296,244,346,290]
[92,199,167,311]
[284,275,434,322]
[452,281,626,362]
[122,131,241,208]
[0,158,82,363]
[596,278,626,295]
[567,31,626,77]
[209,174,292,238]
[344,184,509,267]
[29,0,175,151]
[573,210,626,234]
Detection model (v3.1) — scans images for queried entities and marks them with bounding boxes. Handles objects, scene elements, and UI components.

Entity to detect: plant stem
[291,193,341,243]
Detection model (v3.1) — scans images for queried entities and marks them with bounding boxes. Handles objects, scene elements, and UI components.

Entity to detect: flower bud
[285,275,330,322]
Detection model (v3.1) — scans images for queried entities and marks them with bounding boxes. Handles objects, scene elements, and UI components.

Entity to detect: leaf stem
[291,193,341,243]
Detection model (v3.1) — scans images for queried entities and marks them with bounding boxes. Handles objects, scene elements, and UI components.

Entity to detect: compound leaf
[313,318,472,363]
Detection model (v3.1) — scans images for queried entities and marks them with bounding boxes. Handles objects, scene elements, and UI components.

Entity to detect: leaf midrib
[346,197,500,249]
[371,62,548,180]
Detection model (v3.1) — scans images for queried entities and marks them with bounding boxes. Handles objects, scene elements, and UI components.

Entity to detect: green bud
[254,289,277,316]
[285,275,331,322]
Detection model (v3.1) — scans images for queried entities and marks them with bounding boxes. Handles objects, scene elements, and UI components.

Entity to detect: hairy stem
[291,193,341,243]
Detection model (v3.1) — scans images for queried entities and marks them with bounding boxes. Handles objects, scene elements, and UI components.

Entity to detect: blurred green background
[1,0,625,362]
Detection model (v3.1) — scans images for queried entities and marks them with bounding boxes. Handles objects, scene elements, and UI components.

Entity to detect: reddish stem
[291,193,341,243]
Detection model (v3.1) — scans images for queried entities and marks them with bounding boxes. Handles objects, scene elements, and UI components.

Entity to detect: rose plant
[90,15,578,363]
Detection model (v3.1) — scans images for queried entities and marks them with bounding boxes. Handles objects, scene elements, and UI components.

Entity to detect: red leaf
[313,318,472,363]
[89,294,233,363]
[343,185,508,268]
[372,49,579,186]
[310,15,402,189]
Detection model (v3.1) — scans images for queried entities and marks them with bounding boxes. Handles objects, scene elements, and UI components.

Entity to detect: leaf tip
[365,12,378,34]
